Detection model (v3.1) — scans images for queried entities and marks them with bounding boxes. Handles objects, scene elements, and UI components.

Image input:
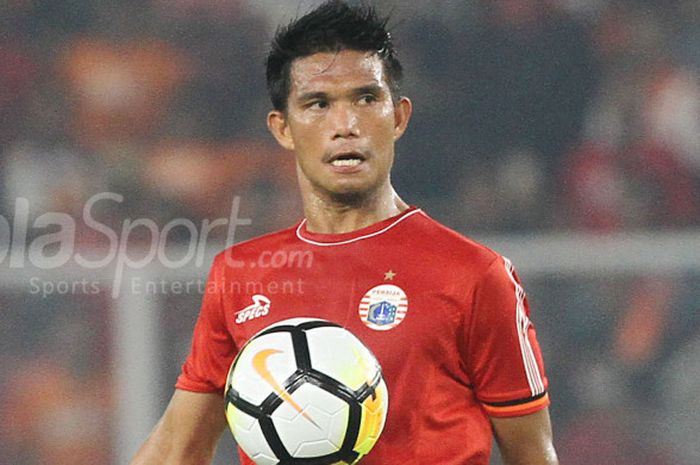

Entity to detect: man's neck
[302,185,409,234]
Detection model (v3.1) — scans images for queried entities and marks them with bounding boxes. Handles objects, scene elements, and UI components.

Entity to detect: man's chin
[310,177,384,206]
[327,189,371,206]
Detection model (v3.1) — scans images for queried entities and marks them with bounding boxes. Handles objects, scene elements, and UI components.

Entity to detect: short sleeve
[176,254,238,393]
[465,256,550,417]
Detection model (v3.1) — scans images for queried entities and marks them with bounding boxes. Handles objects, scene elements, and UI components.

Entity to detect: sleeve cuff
[481,391,550,417]
[175,374,224,394]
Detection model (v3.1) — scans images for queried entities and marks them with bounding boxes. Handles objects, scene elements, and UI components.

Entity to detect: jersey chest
[220,247,470,383]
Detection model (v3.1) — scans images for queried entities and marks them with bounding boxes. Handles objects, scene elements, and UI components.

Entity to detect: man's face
[268,50,411,202]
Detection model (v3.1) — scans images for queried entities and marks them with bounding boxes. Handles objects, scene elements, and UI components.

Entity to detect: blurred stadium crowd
[1,0,699,464]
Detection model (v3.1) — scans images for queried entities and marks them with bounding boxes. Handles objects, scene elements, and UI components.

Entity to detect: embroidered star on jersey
[384,270,396,280]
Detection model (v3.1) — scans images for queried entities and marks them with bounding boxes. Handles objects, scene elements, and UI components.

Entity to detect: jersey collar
[295,206,422,246]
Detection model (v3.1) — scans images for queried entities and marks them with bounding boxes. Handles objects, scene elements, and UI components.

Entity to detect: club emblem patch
[358,284,408,331]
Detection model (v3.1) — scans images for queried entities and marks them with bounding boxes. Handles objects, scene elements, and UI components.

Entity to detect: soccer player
[130,2,559,464]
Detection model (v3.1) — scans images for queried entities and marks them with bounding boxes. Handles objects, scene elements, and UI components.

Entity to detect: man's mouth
[327,152,367,167]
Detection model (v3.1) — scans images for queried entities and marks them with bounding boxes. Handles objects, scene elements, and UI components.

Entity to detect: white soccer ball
[224,318,388,465]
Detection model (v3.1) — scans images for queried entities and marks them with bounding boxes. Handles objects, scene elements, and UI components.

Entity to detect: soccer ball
[224,318,388,465]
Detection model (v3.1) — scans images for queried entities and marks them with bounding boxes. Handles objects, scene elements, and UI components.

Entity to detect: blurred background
[1,0,699,464]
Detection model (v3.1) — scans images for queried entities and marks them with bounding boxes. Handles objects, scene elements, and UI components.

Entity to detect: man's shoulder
[412,211,501,270]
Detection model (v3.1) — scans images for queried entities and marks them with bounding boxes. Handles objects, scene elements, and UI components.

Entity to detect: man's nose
[331,103,360,139]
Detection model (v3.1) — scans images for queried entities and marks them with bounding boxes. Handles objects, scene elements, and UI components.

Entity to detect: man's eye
[309,100,328,110]
[358,95,377,105]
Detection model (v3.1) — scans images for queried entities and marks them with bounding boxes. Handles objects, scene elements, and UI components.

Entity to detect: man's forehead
[289,50,387,93]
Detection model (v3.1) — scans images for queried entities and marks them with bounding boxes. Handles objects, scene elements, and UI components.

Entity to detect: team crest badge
[358,284,408,331]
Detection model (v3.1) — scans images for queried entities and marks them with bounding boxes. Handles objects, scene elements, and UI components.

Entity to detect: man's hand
[491,408,559,465]
[130,389,228,465]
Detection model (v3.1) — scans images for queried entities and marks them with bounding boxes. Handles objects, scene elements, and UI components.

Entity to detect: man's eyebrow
[296,91,329,103]
[296,84,385,103]
[351,84,384,96]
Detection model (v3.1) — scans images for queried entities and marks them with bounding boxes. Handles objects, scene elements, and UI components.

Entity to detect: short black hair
[266,0,403,111]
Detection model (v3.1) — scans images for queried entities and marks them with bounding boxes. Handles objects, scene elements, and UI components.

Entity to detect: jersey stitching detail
[462,255,501,385]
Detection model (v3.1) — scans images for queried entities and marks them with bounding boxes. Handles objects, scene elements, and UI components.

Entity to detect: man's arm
[491,407,559,465]
[130,389,228,465]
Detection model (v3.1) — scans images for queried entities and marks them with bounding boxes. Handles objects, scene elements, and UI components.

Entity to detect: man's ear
[267,110,295,151]
[393,96,413,141]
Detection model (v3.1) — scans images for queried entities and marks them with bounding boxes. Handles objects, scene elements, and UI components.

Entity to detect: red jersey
[176,207,550,465]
